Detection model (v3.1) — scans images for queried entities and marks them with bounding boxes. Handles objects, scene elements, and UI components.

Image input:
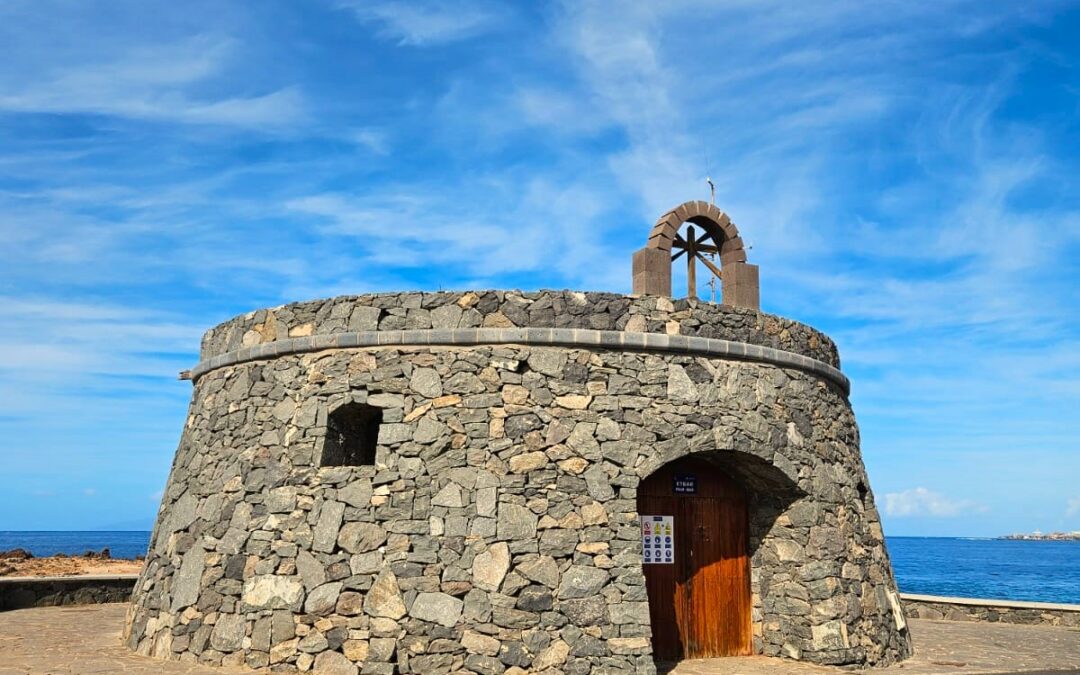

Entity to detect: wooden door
[638,456,751,660]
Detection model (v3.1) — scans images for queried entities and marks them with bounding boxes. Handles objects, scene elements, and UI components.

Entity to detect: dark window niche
[322,402,382,467]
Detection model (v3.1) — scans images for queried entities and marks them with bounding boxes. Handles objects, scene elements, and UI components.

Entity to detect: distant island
[999,530,1080,541]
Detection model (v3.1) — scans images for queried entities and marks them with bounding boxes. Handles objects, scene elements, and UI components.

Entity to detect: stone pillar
[632,247,671,297]
[722,262,759,310]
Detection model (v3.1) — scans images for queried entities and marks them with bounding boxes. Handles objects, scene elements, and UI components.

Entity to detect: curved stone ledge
[187,327,851,394]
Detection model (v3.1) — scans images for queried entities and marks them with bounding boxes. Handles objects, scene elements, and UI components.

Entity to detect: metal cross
[672,225,723,299]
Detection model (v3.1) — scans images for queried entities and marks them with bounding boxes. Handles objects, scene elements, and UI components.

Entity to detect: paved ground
[0,604,1077,674]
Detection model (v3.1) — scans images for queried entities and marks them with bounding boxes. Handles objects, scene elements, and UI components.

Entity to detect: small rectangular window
[322,402,382,467]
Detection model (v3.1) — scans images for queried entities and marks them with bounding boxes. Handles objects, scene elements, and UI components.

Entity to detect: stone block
[632,247,672,297]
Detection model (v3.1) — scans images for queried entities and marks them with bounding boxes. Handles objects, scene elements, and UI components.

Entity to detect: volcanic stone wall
[198,291,840,368]
[125,291,911,673]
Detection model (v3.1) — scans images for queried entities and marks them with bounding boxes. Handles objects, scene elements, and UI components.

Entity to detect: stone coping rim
[185,328,851,395]
[0,574,140,584]
[900,593,1080,612]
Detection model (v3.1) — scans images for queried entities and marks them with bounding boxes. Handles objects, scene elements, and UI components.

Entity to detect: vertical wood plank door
[638,457,751,660]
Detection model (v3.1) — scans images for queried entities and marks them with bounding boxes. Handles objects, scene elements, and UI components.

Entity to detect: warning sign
[640,515,674,565]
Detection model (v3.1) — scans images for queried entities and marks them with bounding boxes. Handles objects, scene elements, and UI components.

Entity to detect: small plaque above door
[673,474,697,494]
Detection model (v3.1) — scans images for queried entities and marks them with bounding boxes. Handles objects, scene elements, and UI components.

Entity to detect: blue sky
[0,1,1077,536]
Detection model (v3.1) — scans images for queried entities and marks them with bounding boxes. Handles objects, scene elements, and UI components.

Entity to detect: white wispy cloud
[1067,497,1080,518]
[339,0,502,46]
[0,32,305,128]
[884,488,988,518]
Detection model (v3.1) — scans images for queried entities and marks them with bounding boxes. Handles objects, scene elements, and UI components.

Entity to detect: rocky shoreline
[0,548,143,578]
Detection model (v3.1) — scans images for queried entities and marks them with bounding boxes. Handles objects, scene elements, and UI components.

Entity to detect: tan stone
[456,291,480,308]
[501,385,529,405]
[509,451,547,474]
[554,394,592,410]
[348,353,377,373]
[432,395,461,408]
[624,314,647,332]
[558,457,589,475]
[580,502,608,525]
[532,639,570,670]
[270,637,299,664]
[364,569,406,620]
[289,323,314,337]
[461,630,501,656]
[403,403,431,423]
[342,639,369,661]
[609,637,651,654]
[576,542,609,554]
[472,542,510,592]
[481,311,514,327]
[558,512,583,529]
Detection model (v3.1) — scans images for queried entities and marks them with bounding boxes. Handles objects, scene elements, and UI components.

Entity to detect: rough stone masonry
[125,290,912,673]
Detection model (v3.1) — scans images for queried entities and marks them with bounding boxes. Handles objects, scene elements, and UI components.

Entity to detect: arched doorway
[638,455,752,660]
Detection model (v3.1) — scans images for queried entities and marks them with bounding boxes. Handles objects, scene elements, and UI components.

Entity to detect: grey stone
[516,555,559,588]
[409,592,463,628]
[337,522,387,554]
[272,610,295,643]
[431,304,463,330]
[296,550,327,590]
[610,602,650,625]
[812,620,851,650]
[667,364,699,402]
[561,596,607,626]
[350,551,384,575]
[557,565,609,599]
[209,613,246,652]
[349,305,381,331]
[516,586,553,611]
[338,480,373,509]
[414,416,447,444]
[497,503,537,541]
[431,482,465,508]
[304,582,343,616]
[170,546,205,611]
[266,486,297,513]
[312,501,345,553]
[164,492,198,535]
[313,650,359,675]
[527,350,567,376]
[378,423,412,444]
[410,367,443,398]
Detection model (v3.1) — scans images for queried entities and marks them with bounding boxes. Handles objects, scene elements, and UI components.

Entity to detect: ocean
[2,532,1077,605]
[887,536,1080,605]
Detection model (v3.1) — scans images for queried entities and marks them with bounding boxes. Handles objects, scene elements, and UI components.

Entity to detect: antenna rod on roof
[706,176,715,205]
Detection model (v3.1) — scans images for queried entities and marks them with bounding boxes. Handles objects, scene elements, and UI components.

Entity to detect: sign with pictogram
[640,515,674,565]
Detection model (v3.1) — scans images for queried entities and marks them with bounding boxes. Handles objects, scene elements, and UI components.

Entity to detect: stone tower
[126,202,912,672]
